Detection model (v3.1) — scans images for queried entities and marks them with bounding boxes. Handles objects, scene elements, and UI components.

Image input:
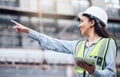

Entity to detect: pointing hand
[11,20,30,33]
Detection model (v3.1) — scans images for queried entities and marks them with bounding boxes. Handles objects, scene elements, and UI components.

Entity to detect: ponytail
[94,19,112,38]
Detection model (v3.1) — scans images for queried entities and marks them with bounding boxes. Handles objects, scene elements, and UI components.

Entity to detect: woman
[12,6,117,77]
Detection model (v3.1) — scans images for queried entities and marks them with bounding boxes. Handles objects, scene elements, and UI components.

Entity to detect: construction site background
[0,0,120,77]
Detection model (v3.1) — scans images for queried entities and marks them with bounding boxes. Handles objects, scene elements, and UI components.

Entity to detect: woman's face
[79,16,93,36]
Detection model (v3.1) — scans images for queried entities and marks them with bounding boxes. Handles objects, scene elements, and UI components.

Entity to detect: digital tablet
[74,56,95,65]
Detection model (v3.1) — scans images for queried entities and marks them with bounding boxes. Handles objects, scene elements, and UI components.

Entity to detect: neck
[88,30,100,45]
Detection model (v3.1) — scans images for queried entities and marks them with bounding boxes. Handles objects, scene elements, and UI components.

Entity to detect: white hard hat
[83,6,108,26]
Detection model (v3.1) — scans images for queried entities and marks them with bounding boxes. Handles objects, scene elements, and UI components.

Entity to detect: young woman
[12,6,117,77]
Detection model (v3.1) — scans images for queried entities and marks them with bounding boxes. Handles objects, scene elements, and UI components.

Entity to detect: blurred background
[0,0,120,77]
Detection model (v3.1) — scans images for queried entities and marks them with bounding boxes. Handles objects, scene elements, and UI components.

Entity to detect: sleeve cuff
[28,29,40,41]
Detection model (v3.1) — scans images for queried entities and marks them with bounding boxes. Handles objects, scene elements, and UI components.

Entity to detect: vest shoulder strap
[74,40,86,57]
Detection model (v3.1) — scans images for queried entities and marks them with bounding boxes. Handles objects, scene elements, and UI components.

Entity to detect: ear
[90,20,95,27]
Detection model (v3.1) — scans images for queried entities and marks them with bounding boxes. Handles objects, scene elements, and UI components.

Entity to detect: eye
[80,19,83,23]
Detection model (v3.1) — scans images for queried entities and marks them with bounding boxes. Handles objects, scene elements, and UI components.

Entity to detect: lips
[80,27,84,31]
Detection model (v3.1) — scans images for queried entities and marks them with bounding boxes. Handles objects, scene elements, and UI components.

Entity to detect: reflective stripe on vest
[74,38,110,73]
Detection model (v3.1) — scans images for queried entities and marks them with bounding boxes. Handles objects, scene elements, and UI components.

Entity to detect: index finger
[11,20,20,25]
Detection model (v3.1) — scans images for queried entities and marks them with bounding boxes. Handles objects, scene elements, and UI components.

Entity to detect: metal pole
[37,0,44,33]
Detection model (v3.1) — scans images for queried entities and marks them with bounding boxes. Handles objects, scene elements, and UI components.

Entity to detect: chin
[81,33,84,36]
[81,32,87,36]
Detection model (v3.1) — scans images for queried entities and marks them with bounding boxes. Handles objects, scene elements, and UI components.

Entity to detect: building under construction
[0,0,120,77]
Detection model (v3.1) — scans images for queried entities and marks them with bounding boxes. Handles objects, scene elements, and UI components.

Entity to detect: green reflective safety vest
[74,38,116,75]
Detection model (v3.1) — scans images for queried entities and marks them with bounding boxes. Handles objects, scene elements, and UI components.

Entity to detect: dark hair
[82,13,112,38]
